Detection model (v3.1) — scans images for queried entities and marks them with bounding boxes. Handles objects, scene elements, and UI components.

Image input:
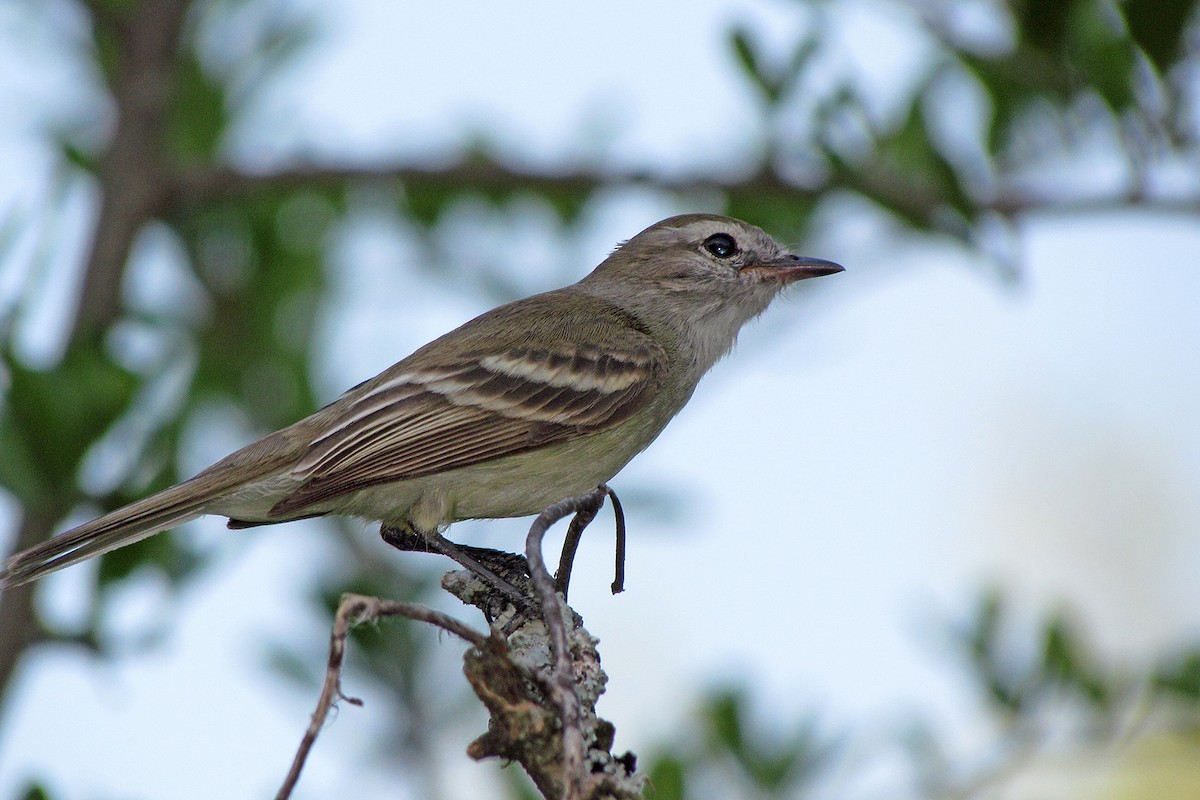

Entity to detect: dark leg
[607,487,627,595]
[380,524,528,606]
[553,484,627,599]
[553,486,607,600]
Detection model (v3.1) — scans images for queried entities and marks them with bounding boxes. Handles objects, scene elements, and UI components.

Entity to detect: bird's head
[582,213,843,326]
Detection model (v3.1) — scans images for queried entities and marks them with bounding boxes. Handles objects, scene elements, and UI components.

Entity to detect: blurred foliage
[954,589,1115,715]
[734,0,1200,271]
[1155,651,1200,707]
[641,689,831,800]
[629,591,1200,800]
[0,0,1198,797]
[0,340,136,513]
[903,590,1200,799]
[178,190,335,427]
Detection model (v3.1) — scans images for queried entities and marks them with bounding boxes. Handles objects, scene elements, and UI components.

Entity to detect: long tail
[1,422,313,590]
[0,479,221,589]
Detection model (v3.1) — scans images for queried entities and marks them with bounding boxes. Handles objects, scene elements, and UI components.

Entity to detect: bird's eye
[703,233,738,259]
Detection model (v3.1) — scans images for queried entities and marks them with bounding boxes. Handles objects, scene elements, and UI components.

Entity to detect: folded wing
[268,341,666,517]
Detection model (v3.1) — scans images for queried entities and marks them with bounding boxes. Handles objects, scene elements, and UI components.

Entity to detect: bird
[1,214,842,589]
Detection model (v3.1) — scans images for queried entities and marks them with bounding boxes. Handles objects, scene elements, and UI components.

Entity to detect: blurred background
[0,0,1198,798]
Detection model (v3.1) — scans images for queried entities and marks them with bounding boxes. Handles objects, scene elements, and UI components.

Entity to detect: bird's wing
[268,339,666,517]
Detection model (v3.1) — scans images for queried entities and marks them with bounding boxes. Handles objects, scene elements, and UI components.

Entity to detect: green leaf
[18,782,53,800]
[0,342,139,510]
[1039,614,1110,708]
[730,26,783,105]
[957,52,1042,155]
[706,690,746,756]
[1066,0,1138,112]
[58,141,100,175]
[644,754,686,800]
[405,180,458,228]
[1012,0,1078,54]
[1119,0,1198,73]
[89,15,124,90]
[778,35,819,101]
[0,402,50,510]
[726,188,816,242]
[168,52,231,160]
[538,186,590,225]
[702,689,826,791]
[865,93,974,224]
[956,590,1029,714]
[732,27,765,95]
[1154,650,1200,701]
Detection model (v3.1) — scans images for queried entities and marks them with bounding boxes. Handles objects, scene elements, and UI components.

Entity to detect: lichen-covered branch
[279,491,643,800]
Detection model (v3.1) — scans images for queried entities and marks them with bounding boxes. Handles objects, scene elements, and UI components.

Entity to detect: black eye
[703,233,738,259]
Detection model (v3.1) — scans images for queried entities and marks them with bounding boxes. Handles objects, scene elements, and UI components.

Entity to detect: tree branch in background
[0,0,193,700]
[172,159,1200,248]
[0,513,55,699]
[72,0,191,340]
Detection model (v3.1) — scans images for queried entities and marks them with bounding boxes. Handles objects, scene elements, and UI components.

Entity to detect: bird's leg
[607,486,627,595]
[378,524,426,552]
[380,524,528,606]
[381,481,625,607]
[379,525,529,581]
[553,485,609,600]
[552,484,627,600]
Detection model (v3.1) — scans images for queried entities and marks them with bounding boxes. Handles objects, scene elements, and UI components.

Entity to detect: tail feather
[1,423,312,591]
[2,479,214,589]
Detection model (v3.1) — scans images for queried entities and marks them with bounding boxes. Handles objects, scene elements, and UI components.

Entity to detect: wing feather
[269,339,666,517]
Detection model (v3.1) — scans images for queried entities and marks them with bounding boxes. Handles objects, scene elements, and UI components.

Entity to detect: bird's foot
[380,524,530,608]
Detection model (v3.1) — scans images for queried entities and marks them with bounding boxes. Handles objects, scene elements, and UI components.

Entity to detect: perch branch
[525,487,611,799]
[275,594,488,800]
[280,488,644,800]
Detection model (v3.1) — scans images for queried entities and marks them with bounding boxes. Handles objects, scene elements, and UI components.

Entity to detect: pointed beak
[740,254,845,283]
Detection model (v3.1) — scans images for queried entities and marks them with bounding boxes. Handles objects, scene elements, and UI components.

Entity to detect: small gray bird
[1,214,842,588]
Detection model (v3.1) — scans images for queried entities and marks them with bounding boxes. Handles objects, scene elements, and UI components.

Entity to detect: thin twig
[525,488,609,800]
[275,593,487,800]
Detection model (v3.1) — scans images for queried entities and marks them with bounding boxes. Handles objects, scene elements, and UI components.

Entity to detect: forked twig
[279,487,642,800]
[275,594,487,800]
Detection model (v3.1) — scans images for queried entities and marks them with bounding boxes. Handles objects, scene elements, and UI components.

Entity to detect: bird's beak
[739,254,844,283]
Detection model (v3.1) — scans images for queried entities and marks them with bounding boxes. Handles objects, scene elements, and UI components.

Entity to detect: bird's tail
[2,423,307,590]
[2,477,218,589]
